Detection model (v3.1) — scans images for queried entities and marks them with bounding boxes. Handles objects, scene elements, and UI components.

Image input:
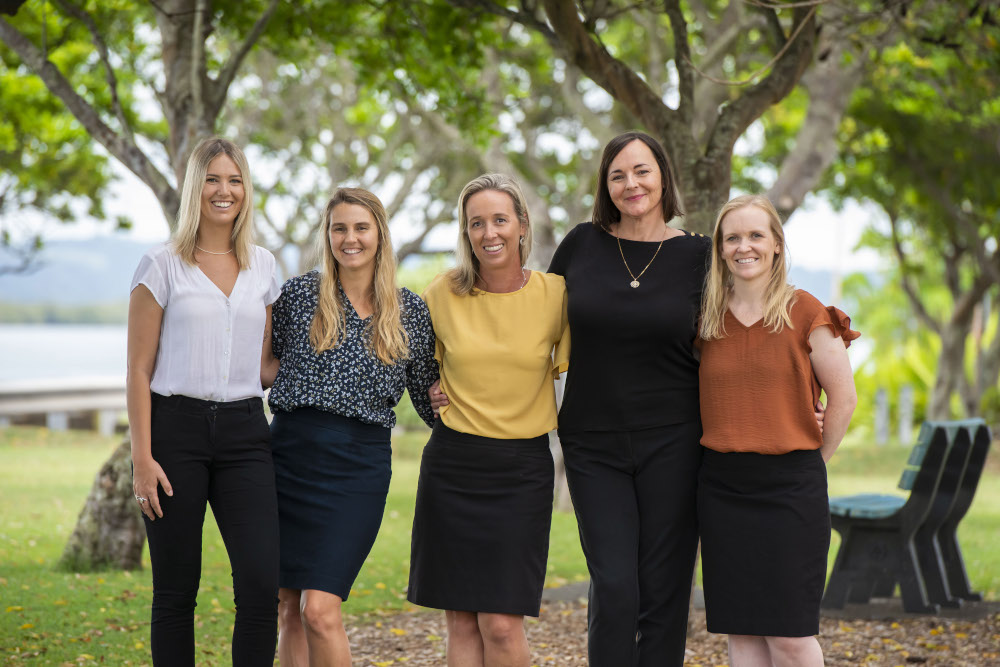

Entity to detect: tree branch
[52,0,135,145]
[209,0,280,117]
[539,0,678,146]
[705,4,816,161]
[978,303,1000,410]
[664,0,693,123]
[769,5,867,217]
[692,4,757,141]
[907,151,1000,286]
[0,16,178,222]
[447,0,559,46]
[395,212,453,263]
[888,211,941,334]
[190,0,207,129]
[557,66,620,145]
[952,271,995,330]
[759,4,787,44]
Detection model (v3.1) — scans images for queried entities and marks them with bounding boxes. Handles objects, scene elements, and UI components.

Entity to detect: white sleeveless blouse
[130,243,281,402]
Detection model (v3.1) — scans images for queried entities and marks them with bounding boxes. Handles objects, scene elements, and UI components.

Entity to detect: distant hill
[0,236,842,314]
[0,237,157,305]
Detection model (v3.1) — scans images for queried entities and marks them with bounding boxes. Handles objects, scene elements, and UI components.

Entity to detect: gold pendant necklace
[615,230,665,288]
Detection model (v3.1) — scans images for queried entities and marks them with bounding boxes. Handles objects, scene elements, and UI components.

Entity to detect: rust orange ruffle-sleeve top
[697,289,859,455]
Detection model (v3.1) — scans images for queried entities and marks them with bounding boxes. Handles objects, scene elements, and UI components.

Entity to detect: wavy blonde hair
[310,188,408,365]
[700,194,796,340]
[448,173,532,295]
[173,137,256,269]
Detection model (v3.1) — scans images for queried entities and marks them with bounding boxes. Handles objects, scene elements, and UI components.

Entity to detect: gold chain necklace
[615,230,665,288]
[195,244,233,255]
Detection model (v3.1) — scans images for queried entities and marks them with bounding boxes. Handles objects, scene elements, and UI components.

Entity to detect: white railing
[0,376,126,435]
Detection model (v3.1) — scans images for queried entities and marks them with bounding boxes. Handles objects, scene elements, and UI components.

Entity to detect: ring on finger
[135,495,148,503]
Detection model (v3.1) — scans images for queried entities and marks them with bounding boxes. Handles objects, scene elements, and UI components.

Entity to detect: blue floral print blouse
[268,271,438,428]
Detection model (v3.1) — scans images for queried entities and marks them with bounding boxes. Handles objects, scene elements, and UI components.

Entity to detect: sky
[30,159,886,275]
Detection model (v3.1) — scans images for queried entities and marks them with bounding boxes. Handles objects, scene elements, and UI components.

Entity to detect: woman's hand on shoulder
[429,379,449,418]
[132,455,172,521]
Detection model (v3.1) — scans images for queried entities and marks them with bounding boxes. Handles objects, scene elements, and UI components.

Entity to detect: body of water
[0,322,871,386]
[0,324,127,384]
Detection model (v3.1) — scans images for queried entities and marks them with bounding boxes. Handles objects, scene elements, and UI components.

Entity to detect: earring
[519,236,525,245]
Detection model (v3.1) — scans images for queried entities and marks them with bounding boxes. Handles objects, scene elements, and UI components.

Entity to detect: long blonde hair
[447,173,532,295]
[173,137,256,269]
[700,194,796,340]
[309,188,408,365]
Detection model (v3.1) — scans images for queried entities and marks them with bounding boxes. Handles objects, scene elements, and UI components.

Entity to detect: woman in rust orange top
[696,194,858,667]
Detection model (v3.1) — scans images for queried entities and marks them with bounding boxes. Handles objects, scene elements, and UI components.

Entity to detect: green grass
[0,426,587,664]
[3,427,998,664]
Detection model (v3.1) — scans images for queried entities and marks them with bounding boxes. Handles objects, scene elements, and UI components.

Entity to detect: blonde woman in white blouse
[127,137,281,667]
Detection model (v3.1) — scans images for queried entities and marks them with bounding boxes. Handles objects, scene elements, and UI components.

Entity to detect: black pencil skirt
[698,447,830,637]
[270,407,392,601]
[407,422,554,617]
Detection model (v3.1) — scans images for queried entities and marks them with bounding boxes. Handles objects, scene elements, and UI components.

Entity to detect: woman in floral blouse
[266,187,437,666]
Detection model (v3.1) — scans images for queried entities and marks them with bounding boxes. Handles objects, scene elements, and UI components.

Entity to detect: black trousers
[560,421,702,667]
[143,393,279,667]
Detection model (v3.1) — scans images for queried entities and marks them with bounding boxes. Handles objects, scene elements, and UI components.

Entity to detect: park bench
[822,419,992,614]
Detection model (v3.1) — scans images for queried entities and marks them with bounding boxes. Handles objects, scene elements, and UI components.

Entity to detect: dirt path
[348,598,1000,666]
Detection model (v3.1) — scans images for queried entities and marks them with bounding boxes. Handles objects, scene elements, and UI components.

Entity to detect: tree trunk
[927,326,967,421]
[59,438,145,571]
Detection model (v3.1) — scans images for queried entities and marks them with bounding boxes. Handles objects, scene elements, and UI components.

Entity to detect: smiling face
[720,204,781,286]
[606,139,664,224]
[199,154,245,230]
[465,189,526,273]
[328,202,379,273]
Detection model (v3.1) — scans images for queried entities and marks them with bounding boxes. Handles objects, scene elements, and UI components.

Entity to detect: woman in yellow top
[407,173,569,667]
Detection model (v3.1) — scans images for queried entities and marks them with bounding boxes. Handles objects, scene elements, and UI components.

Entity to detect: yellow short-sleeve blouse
[422,270,570,439]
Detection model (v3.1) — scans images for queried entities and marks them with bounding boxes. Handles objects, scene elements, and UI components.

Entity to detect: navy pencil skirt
[698,447,830,637]
[407,422,554,617]
[270,407,392,600]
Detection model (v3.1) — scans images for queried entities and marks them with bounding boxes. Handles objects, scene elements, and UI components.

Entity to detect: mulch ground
[348,598,1000,666]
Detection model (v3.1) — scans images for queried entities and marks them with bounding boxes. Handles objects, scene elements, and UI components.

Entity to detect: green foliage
[816,3,1000,420]
[842,271,934,433]
[0,17,116,271]
[397,254,452,294]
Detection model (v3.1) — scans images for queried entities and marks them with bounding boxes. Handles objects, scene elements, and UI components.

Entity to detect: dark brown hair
[591,131,683,230]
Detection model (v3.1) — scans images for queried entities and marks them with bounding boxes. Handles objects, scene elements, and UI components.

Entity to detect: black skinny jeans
[560,421,703,667]
[143,393,279,667]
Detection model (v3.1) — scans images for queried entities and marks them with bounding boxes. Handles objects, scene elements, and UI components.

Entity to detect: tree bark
[768,8,868,219]
[59,438,145,571]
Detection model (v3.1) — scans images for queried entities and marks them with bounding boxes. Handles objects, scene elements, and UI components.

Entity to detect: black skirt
[270,408,392,600]
[407,422,554,617]
[698,447,830,637]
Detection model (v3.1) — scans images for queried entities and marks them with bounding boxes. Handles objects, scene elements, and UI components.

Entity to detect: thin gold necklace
[195,244,233,255]
[615,229,664,288]
[479,268,528,293]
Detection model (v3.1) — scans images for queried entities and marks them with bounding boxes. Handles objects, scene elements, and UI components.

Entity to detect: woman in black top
[547,131,709,667]
[267,188,437,666]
